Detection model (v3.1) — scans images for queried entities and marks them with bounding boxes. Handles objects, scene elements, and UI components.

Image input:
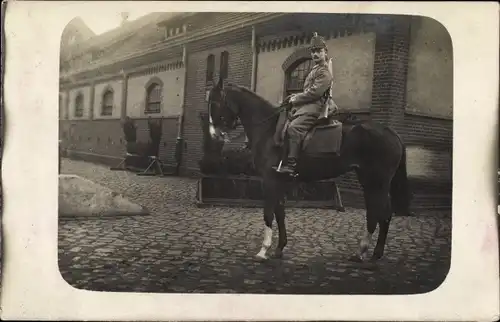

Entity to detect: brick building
[59,13,453,208]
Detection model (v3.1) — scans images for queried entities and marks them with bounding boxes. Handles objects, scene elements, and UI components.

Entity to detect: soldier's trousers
[286,113,319,158]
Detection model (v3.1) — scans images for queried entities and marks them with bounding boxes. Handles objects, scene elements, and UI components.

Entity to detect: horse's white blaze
[256,226,273,259]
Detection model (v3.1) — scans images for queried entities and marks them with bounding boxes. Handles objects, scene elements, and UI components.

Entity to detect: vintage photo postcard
[1,1,499,321]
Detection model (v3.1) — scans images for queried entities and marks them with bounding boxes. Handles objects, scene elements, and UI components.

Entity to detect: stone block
[196,175,345,210]
[59,174,150,218]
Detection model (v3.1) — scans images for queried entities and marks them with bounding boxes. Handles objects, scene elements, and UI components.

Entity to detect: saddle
[274,107,343,157]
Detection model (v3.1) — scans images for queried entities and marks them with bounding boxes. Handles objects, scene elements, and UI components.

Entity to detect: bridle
[208,86,289,139]
[207,88,237,141]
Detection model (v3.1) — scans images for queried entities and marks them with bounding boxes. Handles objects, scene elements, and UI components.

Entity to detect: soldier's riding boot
[276,139,300,176]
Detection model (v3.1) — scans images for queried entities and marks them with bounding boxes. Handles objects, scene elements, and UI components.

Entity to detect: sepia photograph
[1,2,498,321]
[57,11,453,295]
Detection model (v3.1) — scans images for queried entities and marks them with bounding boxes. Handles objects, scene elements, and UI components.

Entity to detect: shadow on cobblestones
[58,159,451,295]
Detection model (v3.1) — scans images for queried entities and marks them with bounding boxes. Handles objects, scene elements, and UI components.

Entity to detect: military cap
[309,32,327,50]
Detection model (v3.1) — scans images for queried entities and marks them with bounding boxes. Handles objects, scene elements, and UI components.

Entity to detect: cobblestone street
[58,159,452,294]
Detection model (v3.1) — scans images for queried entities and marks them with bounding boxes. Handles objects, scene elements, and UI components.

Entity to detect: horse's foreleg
[274,197,287,259]
[255,199,275,260]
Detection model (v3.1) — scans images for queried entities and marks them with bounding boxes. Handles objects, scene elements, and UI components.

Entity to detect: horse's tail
[390,143,412,216]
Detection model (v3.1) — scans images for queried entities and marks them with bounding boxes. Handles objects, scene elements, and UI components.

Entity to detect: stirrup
[272,160,283,172]
[273,160,298,177]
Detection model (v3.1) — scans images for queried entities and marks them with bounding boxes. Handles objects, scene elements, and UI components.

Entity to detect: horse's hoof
[348,254,364,263]
[273,249,284,259]
[370,253,383,262]
[255,253,268,261]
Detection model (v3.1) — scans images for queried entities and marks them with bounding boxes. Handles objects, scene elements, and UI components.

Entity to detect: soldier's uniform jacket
[291,61,333,117]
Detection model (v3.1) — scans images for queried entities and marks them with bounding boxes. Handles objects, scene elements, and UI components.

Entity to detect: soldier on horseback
[275,32,335,176]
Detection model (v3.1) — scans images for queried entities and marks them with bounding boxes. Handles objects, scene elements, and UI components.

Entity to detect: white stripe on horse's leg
[256,226,273,259]
[209,123,217,138]
[358,230,373,261]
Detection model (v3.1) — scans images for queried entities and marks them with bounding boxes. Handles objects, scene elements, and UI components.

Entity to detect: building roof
[60,12,284,79]
[65,17,96,40]
[64,12,186,59]
[60,17,96,56]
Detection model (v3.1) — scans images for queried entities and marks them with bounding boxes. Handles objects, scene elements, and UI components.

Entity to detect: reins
[211,86,290,129]
[249,102,289,127]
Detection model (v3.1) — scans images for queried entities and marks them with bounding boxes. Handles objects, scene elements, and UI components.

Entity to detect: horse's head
[207,76,240,142]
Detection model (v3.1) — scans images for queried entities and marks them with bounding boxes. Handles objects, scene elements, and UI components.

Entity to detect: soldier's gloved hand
[281,94,292,105]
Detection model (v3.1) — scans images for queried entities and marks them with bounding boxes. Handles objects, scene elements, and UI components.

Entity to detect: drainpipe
[251,25,257,92]
[245,25,258,147]
[120,69,128,121]
[175,44,188,175]
[89,81,95,120]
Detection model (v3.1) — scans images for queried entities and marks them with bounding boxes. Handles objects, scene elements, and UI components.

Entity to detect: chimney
[120,12,130,26]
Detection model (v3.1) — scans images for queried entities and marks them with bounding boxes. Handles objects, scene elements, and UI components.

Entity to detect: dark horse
[207,77,411,263]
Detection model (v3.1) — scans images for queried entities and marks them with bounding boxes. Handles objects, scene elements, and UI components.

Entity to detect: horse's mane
[226,83,278,110]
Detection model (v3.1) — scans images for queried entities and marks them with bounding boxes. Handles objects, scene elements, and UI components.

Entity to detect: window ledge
[405,109,453,120]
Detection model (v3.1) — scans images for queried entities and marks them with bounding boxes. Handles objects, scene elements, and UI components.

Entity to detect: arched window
[145,82,162,114]
[220,51,229,80]
[101,88,114,116]
[74,93,84,117]
[206,54,215,84]
[285,58,314,97]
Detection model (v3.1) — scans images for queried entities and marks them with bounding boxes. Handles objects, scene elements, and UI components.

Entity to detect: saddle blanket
[302,121,342,155]
[274,109,343,156]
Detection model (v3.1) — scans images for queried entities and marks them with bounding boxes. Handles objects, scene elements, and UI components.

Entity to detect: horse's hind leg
[372,216,391,261]
[356,200,377,261]
[352,184,391,262]
[371,193,392,261]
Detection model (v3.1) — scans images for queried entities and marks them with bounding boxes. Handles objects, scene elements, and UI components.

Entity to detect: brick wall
[369,16,411,128]
[406,16,453,118]
[60,117,179,166]
[126,61,185,119]
[61,60,184,168]
[403,114,452,185]
[332,16,452,208]
[59,119,125,158]
[367,15,452,209]
[402,16,453,187]
[180,33,253,174]
[255,32,376,108]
